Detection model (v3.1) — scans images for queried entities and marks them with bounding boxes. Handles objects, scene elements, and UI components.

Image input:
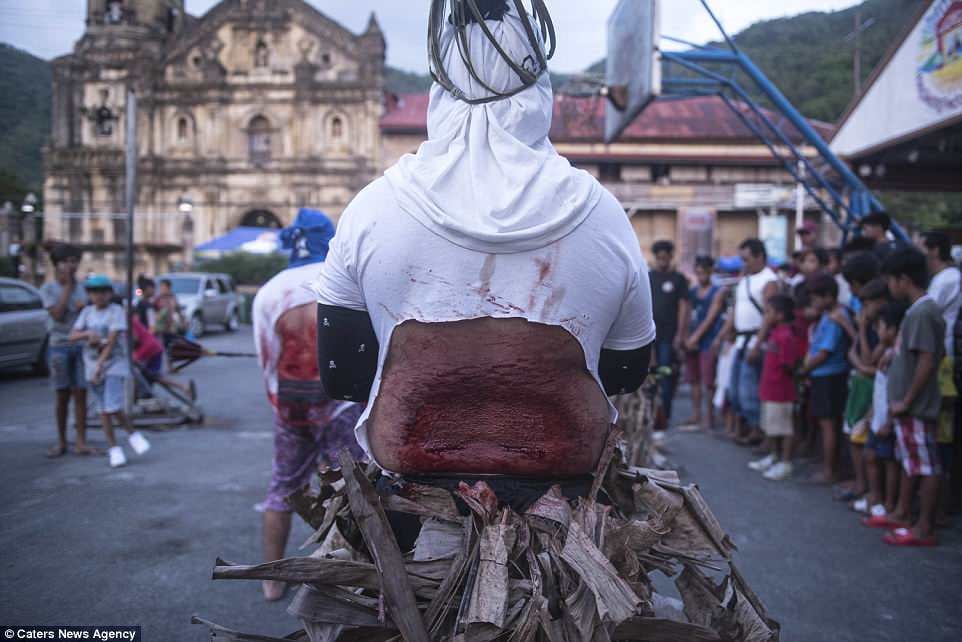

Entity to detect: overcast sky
[0,0,862,73]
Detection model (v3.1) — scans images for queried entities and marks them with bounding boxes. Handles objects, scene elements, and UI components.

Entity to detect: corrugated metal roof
[381,93,833,143]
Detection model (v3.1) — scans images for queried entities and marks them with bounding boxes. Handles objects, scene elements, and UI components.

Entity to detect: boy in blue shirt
[799,274,852,483]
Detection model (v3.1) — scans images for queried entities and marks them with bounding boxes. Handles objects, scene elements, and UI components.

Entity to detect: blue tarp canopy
[195,227,281,255]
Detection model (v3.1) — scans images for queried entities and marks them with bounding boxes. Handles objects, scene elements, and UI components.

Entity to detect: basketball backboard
[605,0,661,143]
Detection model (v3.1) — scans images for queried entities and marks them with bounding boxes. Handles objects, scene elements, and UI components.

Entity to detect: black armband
[598,342,653,396]
[317,304,379,403]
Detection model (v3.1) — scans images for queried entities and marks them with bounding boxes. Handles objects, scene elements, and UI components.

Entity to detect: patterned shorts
[264,403,365,513]
[894,416,941,477]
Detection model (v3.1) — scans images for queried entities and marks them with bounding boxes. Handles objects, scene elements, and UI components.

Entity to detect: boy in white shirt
[69,275,151,468]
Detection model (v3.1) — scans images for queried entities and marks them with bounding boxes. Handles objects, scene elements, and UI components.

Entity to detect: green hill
[723,0,923,123]
[0,43,51,196]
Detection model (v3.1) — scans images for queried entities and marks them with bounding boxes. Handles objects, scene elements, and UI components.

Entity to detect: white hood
[384,5,601,254]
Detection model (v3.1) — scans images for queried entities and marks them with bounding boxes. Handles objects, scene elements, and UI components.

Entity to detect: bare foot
[46,443,68,458]
[804,471,836,485]
[262,580,287,602]
[74,444,101,456]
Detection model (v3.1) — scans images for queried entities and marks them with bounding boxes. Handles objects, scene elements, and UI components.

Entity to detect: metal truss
[657,1,906,242]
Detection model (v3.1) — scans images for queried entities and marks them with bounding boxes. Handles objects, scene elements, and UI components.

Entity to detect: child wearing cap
[69,275,151,468]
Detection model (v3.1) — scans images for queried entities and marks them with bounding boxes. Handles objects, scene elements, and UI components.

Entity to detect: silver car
[0,277,49,374]
[156,272,241,337]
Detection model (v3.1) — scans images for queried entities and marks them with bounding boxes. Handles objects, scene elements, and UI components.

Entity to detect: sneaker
[128,432,151,456]
[651,430,667,443]
[108,446,127,468]
[763,461,793,480]
[869,504,887,519]
[852,497,869,513]
[748,454,776,472]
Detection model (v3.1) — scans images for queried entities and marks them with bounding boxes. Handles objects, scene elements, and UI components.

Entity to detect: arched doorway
[241,209,282,229]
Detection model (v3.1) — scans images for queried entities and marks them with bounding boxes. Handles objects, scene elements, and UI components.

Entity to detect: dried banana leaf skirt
[201,437,779,642]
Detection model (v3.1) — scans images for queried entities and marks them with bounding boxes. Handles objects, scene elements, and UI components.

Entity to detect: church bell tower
[81,0,186,61]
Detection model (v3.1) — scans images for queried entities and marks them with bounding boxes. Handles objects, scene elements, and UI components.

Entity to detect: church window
[254,39,270,68]
[248,116,272,165]
[94,89,115,137]
[331,116,344,140]
[321,52,332,66]
[106,0,123,24]
[177,117,190,141]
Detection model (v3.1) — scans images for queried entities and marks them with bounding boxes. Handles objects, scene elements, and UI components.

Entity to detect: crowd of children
[660,217,960,547]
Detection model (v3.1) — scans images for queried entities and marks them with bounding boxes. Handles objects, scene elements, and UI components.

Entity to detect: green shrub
[196,252,287,286]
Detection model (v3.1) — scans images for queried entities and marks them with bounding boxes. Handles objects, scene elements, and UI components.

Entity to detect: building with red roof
[382,92,829,261]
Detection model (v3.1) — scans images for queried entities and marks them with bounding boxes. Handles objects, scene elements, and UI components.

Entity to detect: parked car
[0,277,49,374]
[156,272,241,337]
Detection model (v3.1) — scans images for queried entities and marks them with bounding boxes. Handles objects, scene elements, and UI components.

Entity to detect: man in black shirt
[858,212,900,262]
[648,240,690,432]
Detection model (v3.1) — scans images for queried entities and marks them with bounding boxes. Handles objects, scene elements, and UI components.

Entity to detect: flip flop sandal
[802,474,833,486]
[74,446,101,456]
[861,515,907,529]
[834,488,860,503]
[882,528,937,547]
[45,445,67,459]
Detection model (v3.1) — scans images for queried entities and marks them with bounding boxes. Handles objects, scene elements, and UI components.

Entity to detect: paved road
[1,327,960,640]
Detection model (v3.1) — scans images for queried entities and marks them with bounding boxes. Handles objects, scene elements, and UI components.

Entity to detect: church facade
[43,0,385,278]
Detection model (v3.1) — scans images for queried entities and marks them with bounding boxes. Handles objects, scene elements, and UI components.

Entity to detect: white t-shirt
[871,367,889,434]
[733,266,778,349]
[314,178,656,461]
[72,303,130,380]
[252,262,324,399]
[835,273,852,307]
[927,265,961,355]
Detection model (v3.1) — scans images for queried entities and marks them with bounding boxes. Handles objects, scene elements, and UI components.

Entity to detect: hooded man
[252,208,364,601]
[314,0,654,489]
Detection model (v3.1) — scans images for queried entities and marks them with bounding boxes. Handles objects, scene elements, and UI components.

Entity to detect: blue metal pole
[664,51,853,215]
[676,50,869,187]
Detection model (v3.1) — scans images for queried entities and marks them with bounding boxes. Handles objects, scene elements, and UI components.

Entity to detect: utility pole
[854,11,862,94]
[125,87,137,414]
[845,11,875,96]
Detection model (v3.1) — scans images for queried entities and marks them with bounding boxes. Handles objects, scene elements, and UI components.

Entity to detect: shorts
[761,401,793,437]
[89,375,127,414]
[938,443,953,474]
[867,430,895,460]
[894,416,941,477]
[809,373,849,419]
[843,374,873,440]
[140,353,164,384]
[48,343,85,391]
[685,350,716,387]
[264,403,365,513]
[728,350,761,427]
